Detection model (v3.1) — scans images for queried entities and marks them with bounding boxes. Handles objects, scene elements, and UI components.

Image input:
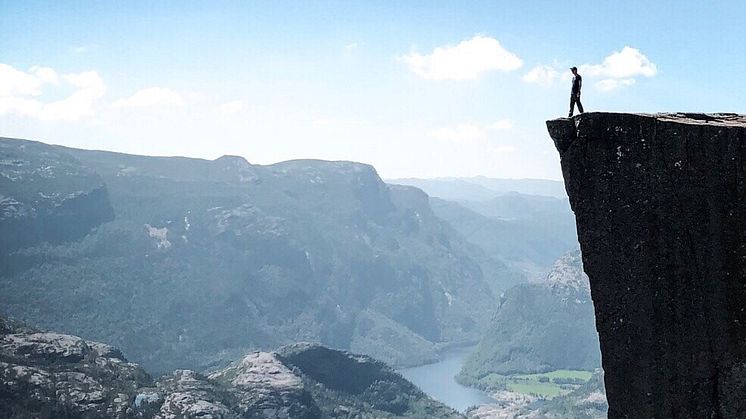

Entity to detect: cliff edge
[547,112,746,418]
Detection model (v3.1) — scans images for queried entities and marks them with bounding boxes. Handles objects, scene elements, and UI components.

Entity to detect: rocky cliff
[0,139,114,254]
[0,317,461,418]
[547,112,746,418]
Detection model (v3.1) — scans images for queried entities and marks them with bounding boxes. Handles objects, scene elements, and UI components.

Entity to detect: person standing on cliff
[568,66,584,117]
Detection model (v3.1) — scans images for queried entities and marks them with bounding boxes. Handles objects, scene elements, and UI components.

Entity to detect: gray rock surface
[0,317,152,418]
[0,317,461,418]
[208,351,320,418]
[547,112,746,418]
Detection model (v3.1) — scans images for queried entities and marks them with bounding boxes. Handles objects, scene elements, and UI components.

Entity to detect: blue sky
[1,1,745,180]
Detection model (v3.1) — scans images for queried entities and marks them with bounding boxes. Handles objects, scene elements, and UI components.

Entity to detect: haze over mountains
[0,136,594,417]
[390,177,578,280]
[1,138,518,373]
[388,178,568,201]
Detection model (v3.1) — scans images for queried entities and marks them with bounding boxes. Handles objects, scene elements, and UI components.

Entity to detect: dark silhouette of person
[569,66,584,117]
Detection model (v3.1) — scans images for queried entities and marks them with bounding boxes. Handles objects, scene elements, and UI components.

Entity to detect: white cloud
[344,42,359,52]
[39,71,106,121]
[581,47,657,79]
[0,63,105,121]
[113,87,183,108]
[401,35,522,81]
[218,100,245,114]
[30,66,59,85]
[0,64,58,97]
[596,78,636,91]
[522,65,559,87]
[581,46,657,91]
[523,47,657,91]
[430,119,513,143]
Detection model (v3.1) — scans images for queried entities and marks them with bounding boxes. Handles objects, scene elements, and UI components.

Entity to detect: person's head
[570,66,578,75]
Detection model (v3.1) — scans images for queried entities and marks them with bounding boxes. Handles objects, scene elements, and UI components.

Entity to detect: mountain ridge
[0,136,508,373]
[388,177,567,200]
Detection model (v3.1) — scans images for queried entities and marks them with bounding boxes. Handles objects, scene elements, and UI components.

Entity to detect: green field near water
[513,369,593,381]
[478,369,594,399]
[507,382,565,398]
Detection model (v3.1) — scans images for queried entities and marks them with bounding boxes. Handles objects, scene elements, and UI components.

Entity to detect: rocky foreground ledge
[0,317,461,418]
[547,112,746,418]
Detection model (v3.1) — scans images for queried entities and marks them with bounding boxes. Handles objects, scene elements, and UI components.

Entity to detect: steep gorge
[547,113,746,418]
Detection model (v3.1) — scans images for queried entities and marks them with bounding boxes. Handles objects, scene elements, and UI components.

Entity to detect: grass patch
[513,370,593,381]
[506,382,565,398]
[459,369,595,400]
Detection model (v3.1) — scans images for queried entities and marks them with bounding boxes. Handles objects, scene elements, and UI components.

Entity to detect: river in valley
[398,347,495,412]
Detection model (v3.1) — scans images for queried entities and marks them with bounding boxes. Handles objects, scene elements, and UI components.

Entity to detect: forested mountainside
[460,251,600,381]
[0,137,515,372]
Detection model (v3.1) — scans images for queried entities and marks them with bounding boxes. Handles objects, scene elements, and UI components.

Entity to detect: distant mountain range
[1,137,518,373]
[387,177,568,201]
[429,197,577,282]
[389,176,577,281]
[0,136,593,419]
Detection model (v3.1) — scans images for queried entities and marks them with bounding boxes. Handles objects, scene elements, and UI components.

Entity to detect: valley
[0,136,601,417]
[400,348,600,416]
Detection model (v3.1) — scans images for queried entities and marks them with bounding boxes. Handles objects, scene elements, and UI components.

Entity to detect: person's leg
[569,95,575,117]
[577,96,584,113]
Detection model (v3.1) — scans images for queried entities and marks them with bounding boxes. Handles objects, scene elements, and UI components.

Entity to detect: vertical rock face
[546,113,746,418]
[0,139,115,254]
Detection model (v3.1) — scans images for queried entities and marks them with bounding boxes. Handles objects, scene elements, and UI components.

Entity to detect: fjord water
[399,347,494,412]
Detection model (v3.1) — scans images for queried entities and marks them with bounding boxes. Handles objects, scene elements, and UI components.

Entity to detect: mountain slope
[0,137,506,372]
[388,177,577,279]
[0,139,114,254]
[429,198,577,282]
[459,251,601,381]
